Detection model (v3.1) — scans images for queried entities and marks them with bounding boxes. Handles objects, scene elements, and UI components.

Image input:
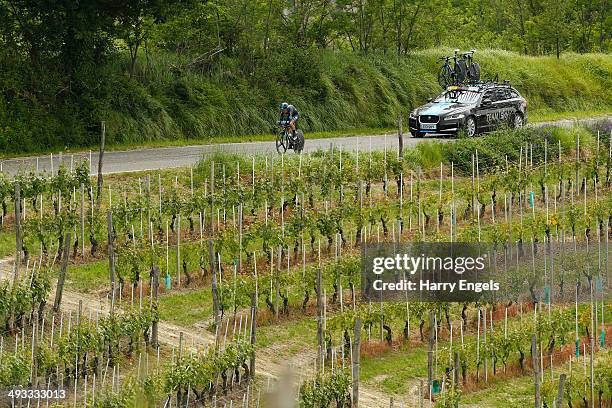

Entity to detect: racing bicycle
[437,49,481,88]
[276,121,305,154]
[459,50,481,83]
[437,49,460,88]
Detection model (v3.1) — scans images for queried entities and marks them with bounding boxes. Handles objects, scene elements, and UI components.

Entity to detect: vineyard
[0,122,610,407]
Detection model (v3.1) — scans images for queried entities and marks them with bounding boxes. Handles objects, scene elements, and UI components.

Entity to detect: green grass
[528,110,611,122]
[63,259,108,293]
[157,288,213,326]
[360,346,429,395]
[256,318,317,350]
[461,350,611,407]
[460,373,537,407]
[0,229,15,258]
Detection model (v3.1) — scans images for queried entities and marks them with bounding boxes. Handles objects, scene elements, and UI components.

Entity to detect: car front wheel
[512,113,524,129]
[464,116,477,137]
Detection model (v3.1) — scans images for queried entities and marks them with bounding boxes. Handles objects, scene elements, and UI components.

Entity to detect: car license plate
[420,123,436,130]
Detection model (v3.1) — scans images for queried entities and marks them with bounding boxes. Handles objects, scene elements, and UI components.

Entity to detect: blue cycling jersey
[280,105,299,122]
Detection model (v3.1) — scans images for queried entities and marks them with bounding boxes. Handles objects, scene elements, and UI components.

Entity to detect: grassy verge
[528,110,611,122]
[2,47,610,155]
[1,111,610,160]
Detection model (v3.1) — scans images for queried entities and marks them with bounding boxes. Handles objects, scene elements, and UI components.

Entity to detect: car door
[502,89,516,125]
[475,90,495,132]
[488,88,508,130]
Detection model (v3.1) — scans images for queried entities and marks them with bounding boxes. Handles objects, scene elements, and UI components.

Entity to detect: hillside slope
[1,48,610,153]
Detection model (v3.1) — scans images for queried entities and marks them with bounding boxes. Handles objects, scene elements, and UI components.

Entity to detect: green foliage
[0,351,30,387]
[299,369,351,408]
[1,46,610,153]
[0,0,609,153]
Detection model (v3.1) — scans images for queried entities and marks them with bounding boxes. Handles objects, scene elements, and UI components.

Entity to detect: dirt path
[0,256,405,407]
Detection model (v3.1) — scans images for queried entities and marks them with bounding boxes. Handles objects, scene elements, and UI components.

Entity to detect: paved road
[1,117,607,176]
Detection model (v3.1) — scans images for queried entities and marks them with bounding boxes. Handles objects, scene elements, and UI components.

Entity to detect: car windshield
[434,90,480,104]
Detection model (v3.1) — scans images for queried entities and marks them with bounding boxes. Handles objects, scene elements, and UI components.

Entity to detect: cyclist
[279,102,299,140]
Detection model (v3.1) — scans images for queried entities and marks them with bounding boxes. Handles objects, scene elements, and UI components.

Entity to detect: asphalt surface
[0,117,607,176]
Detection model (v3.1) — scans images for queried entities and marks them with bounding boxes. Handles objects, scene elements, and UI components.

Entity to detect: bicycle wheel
[455,60,468,83]
[294,130,305,153]
[437,64,452,88]
[468,62,481,82]
[276,132,287,154]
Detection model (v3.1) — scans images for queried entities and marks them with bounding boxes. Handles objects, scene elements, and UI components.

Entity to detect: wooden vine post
[53,232,72,313]
[532,334,540,408]
[80,184,85,256]
[249,292,257,378]
[13,182,22,285]
[352,317,362,408]
[556,373,566,408]
[275,246,280,318]
[30,310,39,386]
[96,121,105,208]
[176,215,181,287]
[107,211,116,315]
[454,351,460,388]
[427,311,434,402]
[210,161,215,233]
[151,265,160,348]
[316,268,324,369]
[146,175,151,241]
[209,240,221,349]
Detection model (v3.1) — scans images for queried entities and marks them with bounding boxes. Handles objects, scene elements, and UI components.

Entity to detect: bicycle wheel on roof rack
[437,64,453,88]
[455,60,468,83]
[468,62,481,82]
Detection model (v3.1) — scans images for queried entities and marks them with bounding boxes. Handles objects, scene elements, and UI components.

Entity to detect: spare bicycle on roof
[437,49,481,88]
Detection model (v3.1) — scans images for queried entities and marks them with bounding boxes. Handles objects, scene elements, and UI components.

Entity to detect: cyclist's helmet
[280,102,289,110]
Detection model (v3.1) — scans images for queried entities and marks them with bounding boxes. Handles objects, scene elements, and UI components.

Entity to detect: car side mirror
[427,97,433,102]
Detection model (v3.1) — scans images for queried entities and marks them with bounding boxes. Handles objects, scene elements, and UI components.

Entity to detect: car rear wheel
[465,116,477,137]
[512,113,524,129]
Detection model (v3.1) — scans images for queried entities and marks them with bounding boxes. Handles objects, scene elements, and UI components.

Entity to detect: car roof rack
[445,81,512,92]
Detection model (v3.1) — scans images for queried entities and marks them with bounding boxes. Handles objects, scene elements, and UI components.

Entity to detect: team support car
[409,82,527,137]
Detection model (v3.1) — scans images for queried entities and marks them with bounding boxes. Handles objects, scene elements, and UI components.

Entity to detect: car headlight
[409,110,417,118]
[445,113,465,120]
